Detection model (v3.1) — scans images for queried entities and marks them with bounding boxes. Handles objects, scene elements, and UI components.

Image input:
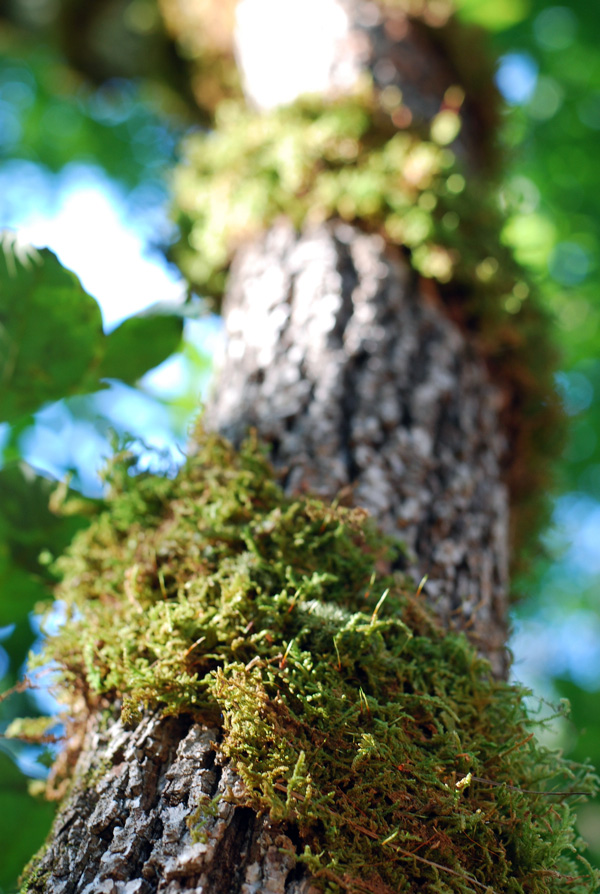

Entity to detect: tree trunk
[25,3,518,892]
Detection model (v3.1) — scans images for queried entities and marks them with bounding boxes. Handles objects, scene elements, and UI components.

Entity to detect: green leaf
[98,311,183,385]
[0,752,55,894]
[454,0,530,30]
[0,232,186,425]
[0,233,103,424]
[0,463,97,673]
[0,463,90,577]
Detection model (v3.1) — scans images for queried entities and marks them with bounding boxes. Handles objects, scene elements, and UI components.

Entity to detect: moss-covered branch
[31,430,597,893]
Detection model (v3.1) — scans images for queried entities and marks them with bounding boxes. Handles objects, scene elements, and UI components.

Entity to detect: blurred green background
[1,0,600,889]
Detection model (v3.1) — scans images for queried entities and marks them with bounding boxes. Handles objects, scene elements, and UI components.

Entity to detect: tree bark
[28,710,315,894]
[25,3,514,892]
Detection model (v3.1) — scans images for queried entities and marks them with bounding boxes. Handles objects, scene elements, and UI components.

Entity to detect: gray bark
[27,710,315,894]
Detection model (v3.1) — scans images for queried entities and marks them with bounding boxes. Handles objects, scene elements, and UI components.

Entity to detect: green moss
[4,715,60,742]
[187,793,222,844]
[172,96,447,299]
[19,847,49,893]
[37,430,597,893]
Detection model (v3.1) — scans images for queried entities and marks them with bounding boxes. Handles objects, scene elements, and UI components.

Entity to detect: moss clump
[172,95,465,300]
[39,430,597,893]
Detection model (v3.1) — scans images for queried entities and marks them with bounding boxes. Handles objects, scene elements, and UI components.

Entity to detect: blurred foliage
[0,238,103,423]
[0,462,87,893]
[0,34,181,187]
[0,752,55,894]
[455,0,530,31]
[0,234,183,426]
[0,463,91,673]
[555,679,600,868]
[491,2,600,503]
[464,0,600,875]
[0,0,238,123]
[1,0,600,889]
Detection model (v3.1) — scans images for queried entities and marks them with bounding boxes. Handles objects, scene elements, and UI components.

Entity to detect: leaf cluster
[0,231,183,687]
[0,234,183,424]
[37,429,598,894]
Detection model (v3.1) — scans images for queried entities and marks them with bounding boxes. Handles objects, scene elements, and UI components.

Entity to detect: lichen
[36,429,598,893]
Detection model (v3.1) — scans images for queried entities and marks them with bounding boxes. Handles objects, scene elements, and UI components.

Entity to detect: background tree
[1,1,600,894]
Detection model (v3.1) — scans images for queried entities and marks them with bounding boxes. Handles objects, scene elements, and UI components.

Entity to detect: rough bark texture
[204,220,509,668]
[29,711,315,894]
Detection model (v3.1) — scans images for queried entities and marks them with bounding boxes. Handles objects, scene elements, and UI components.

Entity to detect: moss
[37,430,597,894]
[19,846,49,893]
[172,95,454,300]
[187,793,222,844]
[4,715,60,742]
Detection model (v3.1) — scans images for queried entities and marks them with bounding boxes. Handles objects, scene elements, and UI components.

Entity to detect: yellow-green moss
[19,847,49,894]
[171,95,461,299]
[37,430,597,894]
